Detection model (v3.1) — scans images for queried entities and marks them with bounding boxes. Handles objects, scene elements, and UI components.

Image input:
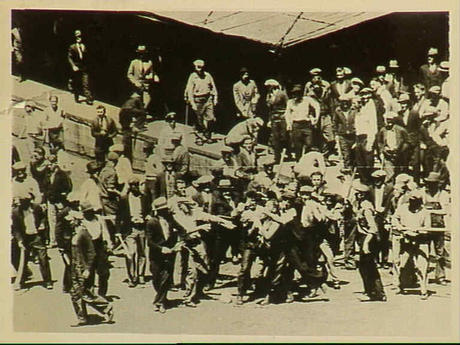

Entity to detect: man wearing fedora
[156,146,178,200]
[68,29,93,105]
[120,176,149,287]
[419,47,444,90]
[184,59,218,142]
[127,45,160,115]
[146,197,181,313]
[66,210,113,326]
[385,59,406,98]
[233,67,260,119]
[421,171,450,286]
[90,105,118,164]
[376,111,409,182]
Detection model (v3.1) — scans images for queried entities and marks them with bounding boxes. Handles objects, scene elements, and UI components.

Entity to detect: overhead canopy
[139,11,391,48]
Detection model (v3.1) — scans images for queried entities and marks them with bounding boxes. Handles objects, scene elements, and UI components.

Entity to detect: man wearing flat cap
[233,67,260,119]
[285,84,320,160]
[98,152,122,242]
[12,165,53,290]
[419,47,443,90]
[127,45,161,115]
[329,67,352,112]
[426,85,449,123]
[333,96,357,169]
[184,59,218,142]
[354,87,378,183]
[303,67,330,100]
[119,91,148,162]
[68,29,93,105]
[265,78,289,163]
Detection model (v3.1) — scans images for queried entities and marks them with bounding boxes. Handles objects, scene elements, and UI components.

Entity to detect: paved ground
[13,242,453,338]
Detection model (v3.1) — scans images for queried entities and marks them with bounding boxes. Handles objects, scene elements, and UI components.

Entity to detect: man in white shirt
[285,84,320,160]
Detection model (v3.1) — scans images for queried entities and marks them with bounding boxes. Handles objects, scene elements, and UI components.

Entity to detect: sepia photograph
[4,1,459,342]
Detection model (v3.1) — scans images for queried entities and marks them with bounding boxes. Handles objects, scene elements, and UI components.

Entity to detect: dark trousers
[86,238,110,297]
[206,226,241,289]
[150,254,174,306]
[291,121,314,160]
[356,233,385,299]
[70,267,111,323]
[122,131,133,163]
[22,234,52,285]
[94,137,113,164]
[70,70,93,102]
[375,214,390,264]
[264,244,290,298]
[60,249,72,292]
[431,232,446,280]
[270,119,289,163]
[337,134,356,169]
[286,230,327,289]
[237,243,259,297]
[354,135,374,183]
[343,220,357,264]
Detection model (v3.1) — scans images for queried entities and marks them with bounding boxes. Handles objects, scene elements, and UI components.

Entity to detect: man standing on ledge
[184,59,218,143]
[68,29,93,105]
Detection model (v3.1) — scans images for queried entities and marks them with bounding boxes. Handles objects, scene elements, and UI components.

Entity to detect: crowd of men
[11,36,451,327]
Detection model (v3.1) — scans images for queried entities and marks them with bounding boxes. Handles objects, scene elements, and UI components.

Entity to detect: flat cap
[196,175,214,185]
[428,47,438,56]
[309,68,322,75]
[398,93,411,103]
[299,185,315,193]
[371,169,387,178]
[376,65,386,74]
[109,144,124,153]
[351,77,364,86]
[264,79,280,87]
[107,152,119,161]
[343,67,352,75]
[353,181,370,193]
[428,86,441,94]
[12,161,26,171]
[220,145,234,154]
[193,59,205,67]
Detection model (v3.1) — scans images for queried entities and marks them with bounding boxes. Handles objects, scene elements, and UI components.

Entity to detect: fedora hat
[152,197,169,211]
[218,179,233,189]
[388,59,399,69]
[425,172,441,183]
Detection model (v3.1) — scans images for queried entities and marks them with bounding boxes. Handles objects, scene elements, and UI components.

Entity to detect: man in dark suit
[419,47,444,90]
[329,67,352,112]
[333,96,356,169]
[376,112,409,182]
[145,197,180,313]
[68,29,93,105]
[45,154,73,248]
[395,93,422,179]
[90,105,118,163]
